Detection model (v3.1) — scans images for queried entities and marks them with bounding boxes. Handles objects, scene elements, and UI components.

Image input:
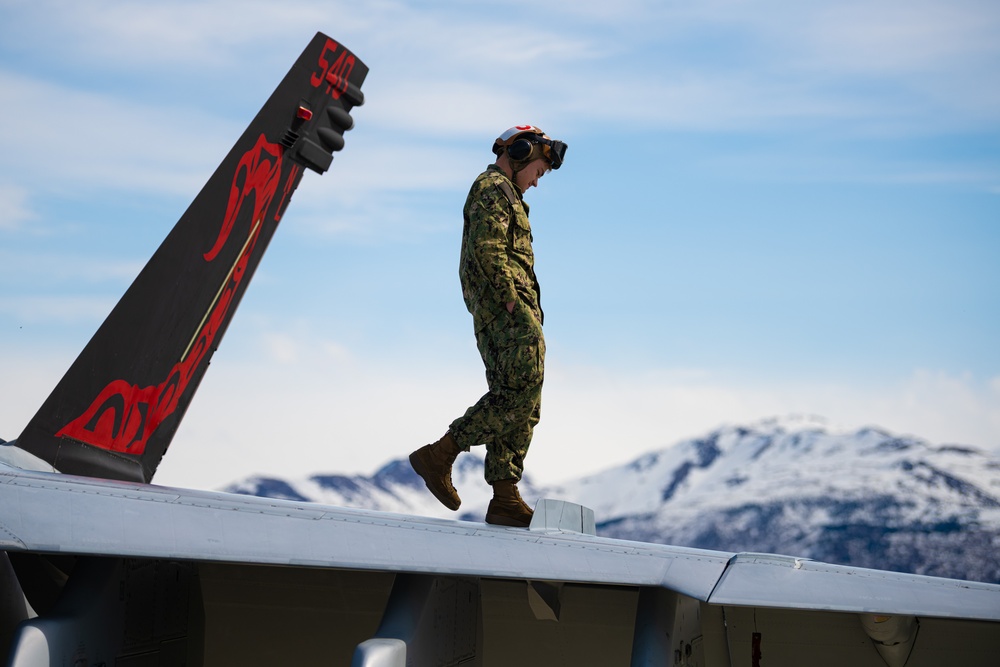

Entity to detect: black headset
[506,136,537,162]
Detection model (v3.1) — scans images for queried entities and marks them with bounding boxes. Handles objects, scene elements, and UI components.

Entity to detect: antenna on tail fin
[14,33,368,483]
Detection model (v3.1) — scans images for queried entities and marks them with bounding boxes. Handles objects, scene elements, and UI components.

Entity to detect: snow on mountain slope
[223,416,1000,583]
[551,415,1000,524]
[552,416,1000,583]
[225,449,544,523]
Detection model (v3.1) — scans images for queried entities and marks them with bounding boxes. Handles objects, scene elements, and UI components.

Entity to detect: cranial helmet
[492,125,567,171]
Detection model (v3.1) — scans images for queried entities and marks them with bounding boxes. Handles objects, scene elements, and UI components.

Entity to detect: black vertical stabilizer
[16,33,368,483]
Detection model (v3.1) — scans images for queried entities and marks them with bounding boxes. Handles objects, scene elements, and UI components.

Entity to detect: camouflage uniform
[449,165,545,484]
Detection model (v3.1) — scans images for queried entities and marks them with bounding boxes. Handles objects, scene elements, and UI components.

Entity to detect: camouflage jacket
[459,165,543,332]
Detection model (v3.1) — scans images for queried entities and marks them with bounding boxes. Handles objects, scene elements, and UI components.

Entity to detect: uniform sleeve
[467,182,519,305]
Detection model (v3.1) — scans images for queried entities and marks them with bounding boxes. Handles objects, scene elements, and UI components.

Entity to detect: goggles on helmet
[532,134,567,170]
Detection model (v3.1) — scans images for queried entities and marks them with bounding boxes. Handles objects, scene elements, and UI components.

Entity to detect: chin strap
[506,145,544,185]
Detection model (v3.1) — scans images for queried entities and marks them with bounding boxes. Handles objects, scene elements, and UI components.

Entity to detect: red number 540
[310,38,356,100]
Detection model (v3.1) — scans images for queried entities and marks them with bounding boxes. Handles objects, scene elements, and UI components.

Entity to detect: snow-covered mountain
[224,416,1000,584]
[224,449,545,524]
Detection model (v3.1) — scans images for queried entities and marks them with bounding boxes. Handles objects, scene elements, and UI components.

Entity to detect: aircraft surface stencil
[2,32,999,667]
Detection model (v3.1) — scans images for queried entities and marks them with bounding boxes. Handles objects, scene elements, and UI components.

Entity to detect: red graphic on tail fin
[56,135,285,455]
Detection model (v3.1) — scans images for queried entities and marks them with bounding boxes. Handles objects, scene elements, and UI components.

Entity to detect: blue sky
[1,0,998,490]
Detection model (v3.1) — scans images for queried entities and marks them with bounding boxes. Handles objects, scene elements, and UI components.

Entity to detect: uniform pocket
[494,331,544,392]
[511,215,533,257]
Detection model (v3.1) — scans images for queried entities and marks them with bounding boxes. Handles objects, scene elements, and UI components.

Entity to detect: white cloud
[0,353,72,442]
[3,0,339,69]
[0,70,235,198]
[700,149,1000,190]
[359,80,530,137]
[5,0,996,142]
[0,250,142,285]
[148,343,1000,490]
[807,1,1000,75]
[1,0,996,219]
[886,369,1000,444]
[0,295,118,325]
[0,184,34,231]
[4,322,997,492]
[3,0,591,75]
[532,364,1000,481]
[262,332,301,364]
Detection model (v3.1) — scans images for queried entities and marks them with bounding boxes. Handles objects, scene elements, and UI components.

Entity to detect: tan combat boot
[485,479,534,527]
[409,432,463,510]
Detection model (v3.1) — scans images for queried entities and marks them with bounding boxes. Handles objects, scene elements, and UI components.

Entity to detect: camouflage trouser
[449,302,544,484]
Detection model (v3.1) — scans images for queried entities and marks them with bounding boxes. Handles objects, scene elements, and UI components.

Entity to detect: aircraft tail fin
[15,33,368,483]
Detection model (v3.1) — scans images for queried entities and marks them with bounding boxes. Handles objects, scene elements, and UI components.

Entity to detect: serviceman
[410,125,567,527]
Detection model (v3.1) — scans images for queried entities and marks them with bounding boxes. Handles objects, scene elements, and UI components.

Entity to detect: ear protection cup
[507,137,535,162]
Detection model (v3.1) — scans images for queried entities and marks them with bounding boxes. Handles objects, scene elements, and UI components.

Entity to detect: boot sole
[485,512,531,528]
[409,451,461,511]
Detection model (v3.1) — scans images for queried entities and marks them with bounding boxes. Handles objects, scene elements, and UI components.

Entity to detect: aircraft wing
[2,464,998,621]
[3,460,998,666]
[0,464,732,599]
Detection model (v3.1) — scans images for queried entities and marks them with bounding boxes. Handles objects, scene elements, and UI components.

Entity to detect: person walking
[410,125,567,527]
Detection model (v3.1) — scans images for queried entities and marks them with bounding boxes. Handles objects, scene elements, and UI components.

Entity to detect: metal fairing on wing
[1,30,999,667]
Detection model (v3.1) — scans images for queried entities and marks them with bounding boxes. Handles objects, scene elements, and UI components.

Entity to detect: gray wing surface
[3,463,998,621]
[3,462,1000,665]
[0,464,731,597]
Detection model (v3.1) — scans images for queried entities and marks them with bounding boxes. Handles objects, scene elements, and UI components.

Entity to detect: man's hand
[506,301,515,314]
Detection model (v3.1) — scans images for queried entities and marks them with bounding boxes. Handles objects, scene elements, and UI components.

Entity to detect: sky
[1,0,998,491]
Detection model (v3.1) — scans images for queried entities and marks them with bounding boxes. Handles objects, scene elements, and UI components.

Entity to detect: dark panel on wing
[16,33,368,482]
